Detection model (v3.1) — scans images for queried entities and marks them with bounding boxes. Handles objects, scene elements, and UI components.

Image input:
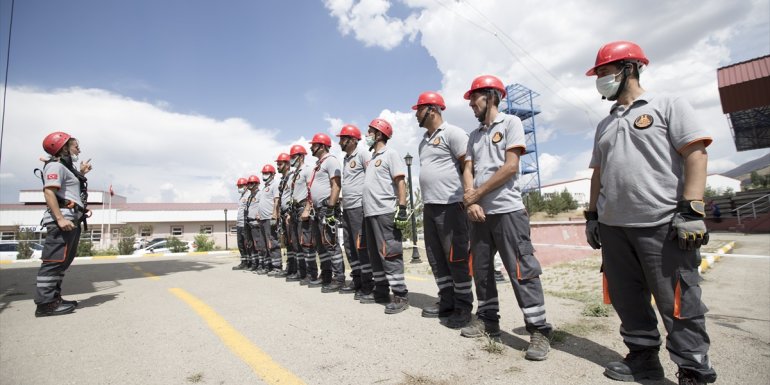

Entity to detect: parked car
[133,240,197,255]
[0,241,43,260]
[133,237,166,250]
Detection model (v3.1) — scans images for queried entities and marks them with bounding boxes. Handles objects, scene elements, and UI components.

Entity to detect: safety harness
[33,157,89,230]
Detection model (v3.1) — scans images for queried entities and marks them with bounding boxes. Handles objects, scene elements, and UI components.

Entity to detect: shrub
[117,227,136,255]
[194,233,215,252]
[166,236,188,253]
[78,239,94,256]
[15,226,35,259]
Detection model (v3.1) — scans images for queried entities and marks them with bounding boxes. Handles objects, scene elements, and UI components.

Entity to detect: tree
[118,227,136,255]
[78,239,93,256]
[545,193,568,217]
[400,185,423,242]
[15,226,34,259]
[559,188,578,211]
[524,191,545,213]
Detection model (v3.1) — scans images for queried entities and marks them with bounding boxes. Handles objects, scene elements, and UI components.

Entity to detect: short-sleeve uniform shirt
[466,112,527,214]
[309,154,342,207]
[342,148,371,210]
[246,189,260,221]
[236,192,248,227]
[291,164,313,203]
[258,180,280,220]
[41,162,83,223]
[279,173,293,211]
[419,122,468,204]
[362,146,406,217]
[589,93,712,227]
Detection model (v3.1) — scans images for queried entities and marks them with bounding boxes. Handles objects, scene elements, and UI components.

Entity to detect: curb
[0,250,237,265]
[699,241,734,274]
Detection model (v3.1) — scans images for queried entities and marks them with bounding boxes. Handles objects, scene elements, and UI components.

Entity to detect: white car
[0,241,43,261]
[133,240,197,255]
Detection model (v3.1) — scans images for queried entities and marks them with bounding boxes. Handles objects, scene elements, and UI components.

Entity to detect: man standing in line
[336,124,372,299]
[461,75,552,361]
[233,177,250,270]
[413,91,474,329]
[289,144,322,286]
[360,118,410,314]
[283,149,307,283]
[256,164,283,276]
[274,153,296,279]
[584,41,716,385]
[244,175,263,273]
[307,133,346,292]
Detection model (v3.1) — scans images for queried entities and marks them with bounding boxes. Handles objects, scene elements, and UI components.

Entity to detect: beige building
[0,190,238,251]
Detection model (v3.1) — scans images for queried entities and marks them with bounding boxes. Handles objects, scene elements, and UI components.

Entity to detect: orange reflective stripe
[602,273,611,305]
[673,279,682,319]
[355,234,361,249]
[449,245,454,262]
[468,252,473,277]
[381,241,386,257]
[516,260,522,280]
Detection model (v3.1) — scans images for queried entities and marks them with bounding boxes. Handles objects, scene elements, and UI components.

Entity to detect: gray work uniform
[245,188,262,264]
[466,112,551,335]
[35,161,85,305]
[341,148,372,291]
[590,93,716,380]
[292,163,317,279]
[236,191,249,260]
[362,146,408,298]
[257,179,282,270]
[283,169,305,277]
[309,153,345,284]
[418,122,473,313]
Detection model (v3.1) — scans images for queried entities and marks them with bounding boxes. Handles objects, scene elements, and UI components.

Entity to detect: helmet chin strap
[418,106,432,128]
[606,63,632,101]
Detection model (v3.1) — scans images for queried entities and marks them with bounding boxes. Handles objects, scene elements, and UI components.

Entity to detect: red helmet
[412,91,446,111]
[261,164,276,174]
[289,144,307,156]
[42,131,72,156]
[463,75,507,100]
[368,118,393,139]
[247,175,260,184]
[309,133,332,147]
[275,153,290,162]
[237,177,248,187]
[336,124,362,140]
[586,41,649,76]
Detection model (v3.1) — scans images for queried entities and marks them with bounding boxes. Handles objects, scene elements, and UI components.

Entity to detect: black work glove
[325,206,337,226]
[395,205,408,226]
[584,211,601,250]
[668,200,709,250]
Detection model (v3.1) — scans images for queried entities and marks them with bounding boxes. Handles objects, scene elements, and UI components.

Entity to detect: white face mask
[291,156,300,167]
[595,71,622,99]
[238,187,246,194]
[262,174,270,182]
[71,154,79,163]
[365,135,376,147]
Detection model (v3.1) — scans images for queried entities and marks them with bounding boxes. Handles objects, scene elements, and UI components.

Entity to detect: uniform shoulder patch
[349,160,356,168]
[491,131,504,144]
[633,114,653,129]
[46,174,58,180]
[374,159,382,167]
[432,137,441,145]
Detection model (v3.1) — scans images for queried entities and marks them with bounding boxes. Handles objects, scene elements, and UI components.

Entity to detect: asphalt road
[1,233,768,385]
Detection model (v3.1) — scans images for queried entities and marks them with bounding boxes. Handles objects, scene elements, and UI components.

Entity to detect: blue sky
[1,0,768,203]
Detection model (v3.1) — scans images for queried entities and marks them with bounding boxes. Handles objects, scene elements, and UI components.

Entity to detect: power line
[0,0,15,170]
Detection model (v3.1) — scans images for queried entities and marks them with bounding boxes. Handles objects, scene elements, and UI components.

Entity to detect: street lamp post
[404,153,422,264]
[224,209,228,250]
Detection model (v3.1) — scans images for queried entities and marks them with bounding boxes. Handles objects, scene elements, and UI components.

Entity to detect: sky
[0,0,768,204]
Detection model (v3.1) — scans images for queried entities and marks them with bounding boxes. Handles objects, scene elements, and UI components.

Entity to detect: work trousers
[423,203,473,312]
[600,223,716,379]
[258,219,282,270]
[342,206,371,290]
[35,224,81,305]
[469,209,551,335]
[364,212,407,298]
[312,206,345,284]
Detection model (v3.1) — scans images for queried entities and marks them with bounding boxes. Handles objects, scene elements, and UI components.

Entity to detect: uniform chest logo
[349,160,356,168]
[374,159,382,167]
[265,187,270,192]
[491,131,503,144]
[432,137,441,145]
[633,114,653,129]
[46,174,58,180]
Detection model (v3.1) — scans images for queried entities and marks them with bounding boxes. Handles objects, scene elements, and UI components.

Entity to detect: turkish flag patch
[46,174,58,180]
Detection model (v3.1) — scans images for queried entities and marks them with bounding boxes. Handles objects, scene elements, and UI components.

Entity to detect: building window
[0,231,15,240]
[140,226,152,237]
[200,225,213,234]
[82,230,101,242]
[170,226,184,236]
[112,228,120,237]
[229,225,238,235]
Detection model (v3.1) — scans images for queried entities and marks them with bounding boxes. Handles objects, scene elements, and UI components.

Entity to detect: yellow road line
[130,264,160,281]
[405,274,429,282]
[92,255,117,260]
[169,288,305,385]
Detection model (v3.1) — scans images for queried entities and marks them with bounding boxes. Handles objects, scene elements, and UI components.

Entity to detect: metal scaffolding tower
[500,83,541,193]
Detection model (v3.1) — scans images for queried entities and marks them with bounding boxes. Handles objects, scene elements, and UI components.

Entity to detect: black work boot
[299,276,311,286]
[353,290,363,300]
[232,260,247,270]
[422,302,454,318]
[604,347,664,381]
[460,316,501,338]
[525,330,550,361]
[339,280,357,294]
[676,368,715,385]
[359,291,389,304]
[384,295,409,314]
[307,277,323,288]
[321,281,342,293]
[35,299,76,318]
[446,308,473,329]
[285,272,302,282]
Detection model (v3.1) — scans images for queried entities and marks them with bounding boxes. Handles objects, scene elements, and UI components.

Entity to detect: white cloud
[0,87,296,203]
[323,0,419,50]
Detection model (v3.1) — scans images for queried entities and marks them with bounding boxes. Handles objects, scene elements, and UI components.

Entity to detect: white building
[0,190,238,250]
